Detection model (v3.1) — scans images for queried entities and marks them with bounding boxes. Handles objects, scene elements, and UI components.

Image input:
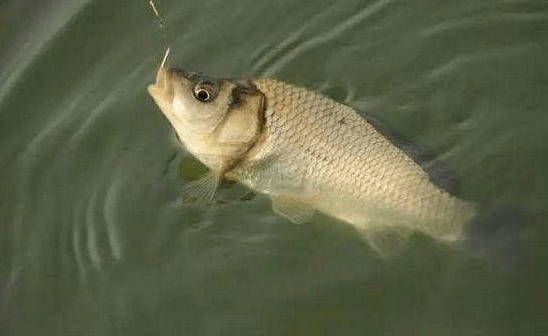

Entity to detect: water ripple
[0,0,92,108]
[419,12,548,37]
[72,200,89,284]
[424,44,538,83]
[86,188,103,271]
[262,0,395,76]
[103,173,123,262]
[18,48,129,164]
[66,55,149,148]
[12,57,153,286]
[250,3,340,74]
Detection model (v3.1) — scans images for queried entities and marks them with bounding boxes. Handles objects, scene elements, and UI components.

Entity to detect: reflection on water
[1,0,547,335]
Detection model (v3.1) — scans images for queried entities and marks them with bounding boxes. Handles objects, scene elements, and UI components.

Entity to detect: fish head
[148,67,230,136]
[148,67,264,172]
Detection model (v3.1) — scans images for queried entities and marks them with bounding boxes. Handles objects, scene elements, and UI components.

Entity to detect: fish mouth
[148,67,193,132]
[147,66,174,105]
[148,67,196,106]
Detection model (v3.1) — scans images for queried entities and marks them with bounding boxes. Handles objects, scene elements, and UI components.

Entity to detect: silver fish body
[148,67,477,255]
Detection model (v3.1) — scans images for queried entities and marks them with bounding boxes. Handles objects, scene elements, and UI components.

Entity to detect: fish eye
[193,81,218,103]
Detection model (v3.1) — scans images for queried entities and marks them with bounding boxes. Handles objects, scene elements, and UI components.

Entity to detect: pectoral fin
[272,195,315,224]
[181,171,220,203]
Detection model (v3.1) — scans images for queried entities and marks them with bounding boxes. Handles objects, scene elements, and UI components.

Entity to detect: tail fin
[460,205,543,269]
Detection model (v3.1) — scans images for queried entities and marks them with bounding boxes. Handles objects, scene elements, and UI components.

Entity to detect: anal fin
[364,226,413,258]
[272,195,315,224]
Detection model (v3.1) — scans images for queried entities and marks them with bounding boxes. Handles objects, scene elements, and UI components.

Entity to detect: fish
[147,64,478,256]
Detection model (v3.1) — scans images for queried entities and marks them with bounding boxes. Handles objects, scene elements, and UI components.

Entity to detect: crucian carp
[147,59,478,256]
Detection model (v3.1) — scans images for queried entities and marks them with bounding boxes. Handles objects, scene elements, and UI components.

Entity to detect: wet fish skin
[148,67,264,175]
[148,67,477,255]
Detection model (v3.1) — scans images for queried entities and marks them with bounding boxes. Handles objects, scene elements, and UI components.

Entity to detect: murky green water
[1,0,548,335]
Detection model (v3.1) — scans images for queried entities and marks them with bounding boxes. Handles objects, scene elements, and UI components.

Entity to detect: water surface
[1,0,548,335]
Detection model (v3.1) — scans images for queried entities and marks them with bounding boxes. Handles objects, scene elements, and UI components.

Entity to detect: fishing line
[148,0,170,68]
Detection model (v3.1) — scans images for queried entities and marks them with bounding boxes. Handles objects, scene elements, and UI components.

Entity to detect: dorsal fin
[357,109,460,196]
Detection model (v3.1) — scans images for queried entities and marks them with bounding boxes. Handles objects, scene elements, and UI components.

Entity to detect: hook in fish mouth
[148,68,188,100]
[153,67,171,92]
[147,66,179,114]
[151,66,198,90]
[150,47,173,92]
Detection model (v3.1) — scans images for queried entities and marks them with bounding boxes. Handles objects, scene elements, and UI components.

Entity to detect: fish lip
[148,67,176,106]
[154,66,171,92]
[148,67,191,131]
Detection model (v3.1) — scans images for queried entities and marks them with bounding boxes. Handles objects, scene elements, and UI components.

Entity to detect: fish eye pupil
[193,80,218,103]
[196,89,210,101]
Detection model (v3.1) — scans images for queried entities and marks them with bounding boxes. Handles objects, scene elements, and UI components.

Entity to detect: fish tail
[459,204,541,269]
[420,197,477,243]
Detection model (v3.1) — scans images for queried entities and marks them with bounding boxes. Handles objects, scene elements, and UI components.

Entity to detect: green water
[1,0,548,335]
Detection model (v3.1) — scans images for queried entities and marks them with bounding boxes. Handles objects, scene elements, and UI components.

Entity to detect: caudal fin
[460,205,542,269]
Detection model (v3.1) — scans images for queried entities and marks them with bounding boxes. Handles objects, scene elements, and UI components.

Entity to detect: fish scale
[148,67,479,255]
[237,78,477,241]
